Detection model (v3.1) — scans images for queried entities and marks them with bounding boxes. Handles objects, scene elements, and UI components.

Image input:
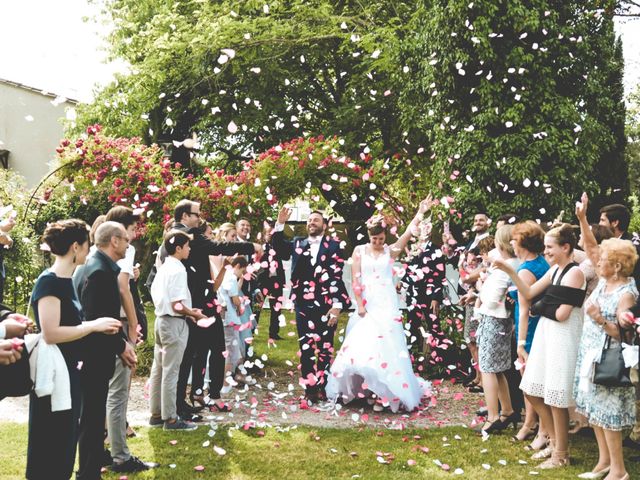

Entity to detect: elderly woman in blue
[574,195,637,480]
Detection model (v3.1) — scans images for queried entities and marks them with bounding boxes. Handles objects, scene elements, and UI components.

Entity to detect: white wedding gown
[326,245,430,412]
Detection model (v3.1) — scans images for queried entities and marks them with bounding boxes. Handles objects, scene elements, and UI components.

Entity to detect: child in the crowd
[218,256,252,394]
[149,230,205,431]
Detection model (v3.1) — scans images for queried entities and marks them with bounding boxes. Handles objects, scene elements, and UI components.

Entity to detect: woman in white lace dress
[326,199,432,412]
[495,224,586,470]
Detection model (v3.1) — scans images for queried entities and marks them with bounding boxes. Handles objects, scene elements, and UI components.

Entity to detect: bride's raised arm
[351,245,367,317]
[389,195,433,260]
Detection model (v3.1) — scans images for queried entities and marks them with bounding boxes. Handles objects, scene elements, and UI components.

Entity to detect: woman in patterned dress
[574,195,637,480]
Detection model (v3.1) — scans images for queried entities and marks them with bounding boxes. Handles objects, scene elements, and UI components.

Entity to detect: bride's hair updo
[366,214,387,236]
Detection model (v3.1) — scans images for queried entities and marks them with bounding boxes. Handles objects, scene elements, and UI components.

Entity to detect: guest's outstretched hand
[0,339,22,365]
[418,194,434,215]
[575,192,589,221]
[277,206,292,225]
[492,257,514,275]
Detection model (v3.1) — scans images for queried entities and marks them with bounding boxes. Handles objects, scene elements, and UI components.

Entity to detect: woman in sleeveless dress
[574,194,637,480]
[326,198,432,412]
[495,224,586,470]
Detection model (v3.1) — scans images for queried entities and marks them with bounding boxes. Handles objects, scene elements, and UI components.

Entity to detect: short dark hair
[235,218,251,227]
[497,213,520,225]
[105,206,140,228]
[43,219,90,256]
[600,204,630,232]
[174,199,198,223]
[590,224,614,244]
[230,256,248,268]
[309,210,327,224]
[164,230,192,255]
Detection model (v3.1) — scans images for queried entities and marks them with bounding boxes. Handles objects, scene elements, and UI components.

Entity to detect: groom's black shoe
[304,389,319,403]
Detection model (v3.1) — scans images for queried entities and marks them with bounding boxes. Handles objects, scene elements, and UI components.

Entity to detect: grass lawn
[1,308,639,479]
[1,421,639,479]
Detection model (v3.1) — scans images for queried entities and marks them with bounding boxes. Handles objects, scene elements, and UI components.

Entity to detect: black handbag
[0,346,33,400]
[592,322,633,388]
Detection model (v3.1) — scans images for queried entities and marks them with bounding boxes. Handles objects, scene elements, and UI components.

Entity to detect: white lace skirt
[520,308,583,408]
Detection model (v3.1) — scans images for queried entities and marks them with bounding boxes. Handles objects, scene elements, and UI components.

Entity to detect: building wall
[0,81,73,187]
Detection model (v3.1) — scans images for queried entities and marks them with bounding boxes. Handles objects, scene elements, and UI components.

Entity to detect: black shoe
[111,455,159,473]
[101,448,113,467]
[498,411,521,429]
[623,436,640,450]
[473,419,507,435]
[270,334,283,340]
[178,402,202,414]
[476,407,488,416]
[178,410,203,422]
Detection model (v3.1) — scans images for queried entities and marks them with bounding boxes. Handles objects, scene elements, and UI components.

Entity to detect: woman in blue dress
[508,221,550,448]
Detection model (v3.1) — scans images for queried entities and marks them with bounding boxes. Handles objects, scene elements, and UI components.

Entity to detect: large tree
[399,0,628,222]
[74,0,416,169]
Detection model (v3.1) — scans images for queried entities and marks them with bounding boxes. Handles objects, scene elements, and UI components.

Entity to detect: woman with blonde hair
[574,194,637,480]
[472,225,520,433]
[495,223,586,469]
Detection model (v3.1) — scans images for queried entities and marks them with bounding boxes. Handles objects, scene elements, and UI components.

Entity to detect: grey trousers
[150,315,189,420]
[107,319,132,463]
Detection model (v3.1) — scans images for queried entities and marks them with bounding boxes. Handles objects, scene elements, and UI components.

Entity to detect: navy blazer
[272,230,350,310]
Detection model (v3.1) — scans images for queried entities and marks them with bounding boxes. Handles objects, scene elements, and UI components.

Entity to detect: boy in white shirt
[149,230,206,431]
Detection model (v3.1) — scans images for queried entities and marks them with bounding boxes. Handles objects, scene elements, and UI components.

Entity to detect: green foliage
[73,0,417,165]
[399,0,628,224]
[626,84,640,198]
[0,170,41,311]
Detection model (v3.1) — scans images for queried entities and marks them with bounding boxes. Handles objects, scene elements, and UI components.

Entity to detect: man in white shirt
[149,230,205,431]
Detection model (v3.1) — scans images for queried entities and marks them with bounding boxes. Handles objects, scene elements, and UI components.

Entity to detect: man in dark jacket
[272,207,350,402]
[168,200,262,418]
[257,221,287,340]
[74,221,138,480]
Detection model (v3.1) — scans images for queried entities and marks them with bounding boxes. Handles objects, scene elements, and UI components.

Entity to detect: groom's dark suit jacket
[272,231,350,311]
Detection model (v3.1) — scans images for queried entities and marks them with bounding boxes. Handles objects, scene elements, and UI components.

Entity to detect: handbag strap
[604,319,626,349]
[551,262,579,286]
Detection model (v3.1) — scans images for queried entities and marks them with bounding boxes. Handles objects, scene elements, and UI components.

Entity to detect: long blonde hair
[216,222,236,241]
[495,225,515,257]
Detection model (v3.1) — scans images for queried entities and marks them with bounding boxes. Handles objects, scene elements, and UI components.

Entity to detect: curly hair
[512,221,545,254]
[600,238,638,277]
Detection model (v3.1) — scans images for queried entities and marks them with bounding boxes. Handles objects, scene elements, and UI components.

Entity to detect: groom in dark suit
[272,207,350,402]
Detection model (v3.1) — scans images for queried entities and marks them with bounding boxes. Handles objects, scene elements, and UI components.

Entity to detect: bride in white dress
[326,199,432,412]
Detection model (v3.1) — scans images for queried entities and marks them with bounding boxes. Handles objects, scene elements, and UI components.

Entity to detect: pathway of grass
[2,308,639,479]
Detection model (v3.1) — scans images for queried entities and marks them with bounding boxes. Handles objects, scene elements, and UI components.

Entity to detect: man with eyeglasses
[74,221,139,480]
[167,200,263,419]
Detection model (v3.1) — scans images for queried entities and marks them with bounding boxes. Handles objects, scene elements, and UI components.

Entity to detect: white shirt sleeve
[0,323,6,340]
[117,245,136,278]
[167,269,190,304]
[274,222,285,232]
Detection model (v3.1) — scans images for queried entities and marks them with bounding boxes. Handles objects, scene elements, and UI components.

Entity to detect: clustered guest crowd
[0,193,639,480]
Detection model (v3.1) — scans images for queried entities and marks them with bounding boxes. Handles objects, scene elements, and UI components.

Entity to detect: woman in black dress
[27,219,121,480]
